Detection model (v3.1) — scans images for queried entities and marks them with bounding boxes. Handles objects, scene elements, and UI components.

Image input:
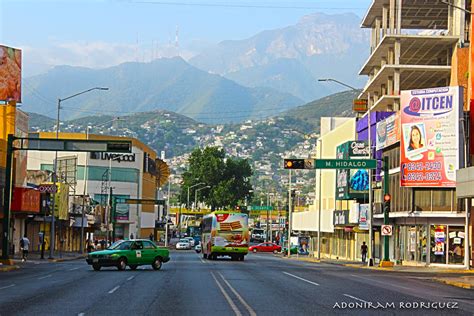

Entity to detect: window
[132,241,143,250]
[143,241,155,249]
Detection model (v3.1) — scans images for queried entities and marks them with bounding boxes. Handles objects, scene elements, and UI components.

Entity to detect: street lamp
[187,182,204,209]
[50,87,108,259]
[318,78,358,91]
[81,116,120,254]
[194,185,211,211]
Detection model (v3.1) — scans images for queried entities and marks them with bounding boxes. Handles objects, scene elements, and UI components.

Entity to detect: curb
[0,265,20,272]
[434,278,472,289]
[49,256,86,262]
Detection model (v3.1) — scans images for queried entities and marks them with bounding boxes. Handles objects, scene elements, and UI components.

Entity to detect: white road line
[343,294,370,304]
[283,272,320,286]
[38,274,52,280]
[218,272,256,316]
[350,274,411,290]
[108,286,120,294]
[78,313,85,316]
[0,284,15,290]
[69,267,80,271]
[127,276,135,281]
[211,272,242,316]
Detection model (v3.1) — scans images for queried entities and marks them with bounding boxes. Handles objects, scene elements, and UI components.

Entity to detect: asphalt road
[0,251,473,315]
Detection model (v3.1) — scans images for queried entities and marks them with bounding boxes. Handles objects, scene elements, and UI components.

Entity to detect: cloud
[21,40,197,77]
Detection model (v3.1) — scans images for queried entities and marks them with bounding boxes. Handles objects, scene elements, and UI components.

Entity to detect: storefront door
[430,225,465,265]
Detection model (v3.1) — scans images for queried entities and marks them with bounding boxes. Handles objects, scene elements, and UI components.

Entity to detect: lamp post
[187,182,204,209]
[195,185,210,211]
[50,87,108,259]
[317,78,358,91]
[81,116,120,254]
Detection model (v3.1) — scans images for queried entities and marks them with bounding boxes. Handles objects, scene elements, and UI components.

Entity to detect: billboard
[376,112,400,151]
[11,187,40,213]
[336,141,370,200]
[54,183,69,220]
[14,110,29,186]
[400,86,462,187]
[0,45,22,102]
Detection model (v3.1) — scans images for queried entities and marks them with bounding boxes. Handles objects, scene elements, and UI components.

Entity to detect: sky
[0,0,371,77]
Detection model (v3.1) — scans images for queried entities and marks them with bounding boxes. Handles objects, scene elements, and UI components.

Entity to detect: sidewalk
[12,251,86,264]
[281,254,474,290]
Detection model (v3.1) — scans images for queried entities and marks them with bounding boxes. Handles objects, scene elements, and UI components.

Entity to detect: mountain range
[22,12,368,124]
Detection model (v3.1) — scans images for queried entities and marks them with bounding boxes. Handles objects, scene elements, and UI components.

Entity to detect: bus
[202,211,249,261]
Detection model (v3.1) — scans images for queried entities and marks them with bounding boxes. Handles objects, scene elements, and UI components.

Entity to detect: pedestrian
[361,241,368,263]
[149,233,153,241]
[20,234,30,262]
[100,239,106,250]
[130,233,134,240]
[94,239,99,249]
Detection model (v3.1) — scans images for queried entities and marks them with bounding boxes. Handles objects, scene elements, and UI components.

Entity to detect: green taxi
[86,239,170,271]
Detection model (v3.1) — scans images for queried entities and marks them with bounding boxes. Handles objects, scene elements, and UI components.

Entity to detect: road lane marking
[343,294,370,303]
[69,267,80,271]
[350,274,411,290]
[283,272,320,286]
[127,276,135,281]
[0,284,15,290]
[218,272,256,316]
[108,286,120,294]
[78,313,85,316]
[38,274,52,280]
[211,272,242,316]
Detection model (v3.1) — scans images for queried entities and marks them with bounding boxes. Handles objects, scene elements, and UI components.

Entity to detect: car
[86,239,170,271]
[249,242,282,254]
[195,244,202,253]
[185,237,195,247]
[282,245,299,255]
[176,239,192,250]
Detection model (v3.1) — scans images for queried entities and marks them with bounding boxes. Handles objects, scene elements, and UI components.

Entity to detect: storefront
[393,217,466,266]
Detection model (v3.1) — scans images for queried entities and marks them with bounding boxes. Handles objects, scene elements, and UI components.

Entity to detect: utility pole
[287,170,292,257]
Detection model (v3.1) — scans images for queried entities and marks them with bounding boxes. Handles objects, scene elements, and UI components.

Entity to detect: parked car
[282,245,299,255]
[86,239,170,271]
[176,239,192,250]
[195,244,202,253]
[249,242,281,254]
[185,237,195,247]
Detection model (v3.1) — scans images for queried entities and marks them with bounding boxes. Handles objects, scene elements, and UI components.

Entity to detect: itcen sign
[400,86,463,187]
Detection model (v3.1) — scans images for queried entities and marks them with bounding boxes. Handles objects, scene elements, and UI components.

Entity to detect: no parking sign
[381,225,392,236]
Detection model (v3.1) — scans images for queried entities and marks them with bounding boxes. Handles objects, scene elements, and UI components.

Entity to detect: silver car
[176,239,191,250]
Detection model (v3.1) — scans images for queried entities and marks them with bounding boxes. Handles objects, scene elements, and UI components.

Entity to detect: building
[359,0,470,267]
[26,132,163,252]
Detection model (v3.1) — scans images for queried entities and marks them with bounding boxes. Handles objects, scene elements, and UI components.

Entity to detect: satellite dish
[156,158,170,188]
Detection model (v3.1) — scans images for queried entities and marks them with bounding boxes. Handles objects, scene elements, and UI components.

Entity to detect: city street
[0,251,473,315]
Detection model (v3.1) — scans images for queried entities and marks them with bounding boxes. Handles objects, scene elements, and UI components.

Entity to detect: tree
[181,147,253,210]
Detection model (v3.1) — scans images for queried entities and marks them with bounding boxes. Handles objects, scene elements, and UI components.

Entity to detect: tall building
[359,0,470,267]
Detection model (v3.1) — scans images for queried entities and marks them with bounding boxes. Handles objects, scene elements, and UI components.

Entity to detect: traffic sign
[250,206,273,211]
[315,159,377,169]
[38,184,57,194]
[381,225,393,236]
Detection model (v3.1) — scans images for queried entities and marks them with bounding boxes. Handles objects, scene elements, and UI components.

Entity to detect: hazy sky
[1,0,371,76]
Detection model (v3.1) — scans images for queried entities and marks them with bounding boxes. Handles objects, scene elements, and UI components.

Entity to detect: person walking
[130,233,134,240]
[149,233,154,241]
[20,234,30,262]
[361,241,368,263]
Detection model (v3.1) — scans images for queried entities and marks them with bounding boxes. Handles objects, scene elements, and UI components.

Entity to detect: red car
[249,242,281,253]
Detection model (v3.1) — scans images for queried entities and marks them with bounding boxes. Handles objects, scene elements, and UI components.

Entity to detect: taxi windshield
[108,240,132,250]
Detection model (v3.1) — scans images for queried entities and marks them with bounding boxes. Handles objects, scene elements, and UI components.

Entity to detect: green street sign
[315,159,377,169]
[250,206,273,211]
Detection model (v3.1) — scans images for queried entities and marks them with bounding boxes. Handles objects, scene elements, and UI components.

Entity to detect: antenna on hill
[175,25,180,57]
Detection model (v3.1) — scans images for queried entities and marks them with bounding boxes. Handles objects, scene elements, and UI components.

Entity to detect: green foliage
[181,147,253,210]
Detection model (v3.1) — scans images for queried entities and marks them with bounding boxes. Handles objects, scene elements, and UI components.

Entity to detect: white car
[176,239,191,250]
[185,237,195,247]
[195,244,202,253]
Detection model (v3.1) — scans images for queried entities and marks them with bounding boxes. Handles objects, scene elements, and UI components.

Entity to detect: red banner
[11,187,40,213]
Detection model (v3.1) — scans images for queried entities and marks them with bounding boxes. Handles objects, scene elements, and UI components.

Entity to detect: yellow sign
[54,183,69,220]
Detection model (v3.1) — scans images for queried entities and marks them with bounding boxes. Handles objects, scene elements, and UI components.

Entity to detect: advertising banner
[336,141,370,200]
[376,112,400,151]
[358,204,369,230]
[11,187,40,213]
[400,86,462,187]
[213,213,249,248]
[0,45,22,102]
[54,183,69,220]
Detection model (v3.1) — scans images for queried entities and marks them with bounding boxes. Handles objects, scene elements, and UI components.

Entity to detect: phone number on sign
[404,172,442,181]
[406,162,441,171]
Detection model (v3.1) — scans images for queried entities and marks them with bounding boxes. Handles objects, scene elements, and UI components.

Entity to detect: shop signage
[381,225,392,236]
[335,141,371,200]
[11,187,40,213]
[400,86,462,187]
[38,184,57,194]
[353,99,368,112]
[376,112,400,150]
[90,152,136,163]
[333,210,349,226]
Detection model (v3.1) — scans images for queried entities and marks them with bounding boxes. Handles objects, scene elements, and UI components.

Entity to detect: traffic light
[383,193,391,213]
[284,159,305,169]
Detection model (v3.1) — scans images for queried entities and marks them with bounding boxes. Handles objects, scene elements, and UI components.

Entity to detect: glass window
[132,241,143,250]
[143,241,156,249]
[430,225,447,264]
[109,240,131,250]
[448,227,465,265]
